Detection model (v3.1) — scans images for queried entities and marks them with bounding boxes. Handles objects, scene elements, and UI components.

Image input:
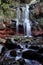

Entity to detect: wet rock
[38,48,43,53]
[5,43,18,50]
[18,24,24,35]
[22,50,43,64]
[24,41,29,43]
[18,59,25,65]
[11,19,16,32]
[29,46,40,50]
[0,44,5,55]
[10,50,17,57]
[5,39,18,50]
[17,45,21,49]
[25,44,28,48]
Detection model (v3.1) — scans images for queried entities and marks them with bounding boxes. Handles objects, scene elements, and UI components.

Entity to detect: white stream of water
[24,4,32,37]
[16,4,32,37]
[16,7,20,34]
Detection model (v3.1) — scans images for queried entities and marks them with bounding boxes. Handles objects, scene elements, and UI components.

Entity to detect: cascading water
[16,7,20,34]
[16,4,32,36]
[24,4,32,37]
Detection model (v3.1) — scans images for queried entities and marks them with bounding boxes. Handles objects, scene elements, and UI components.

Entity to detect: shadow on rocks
[22,50,43,64]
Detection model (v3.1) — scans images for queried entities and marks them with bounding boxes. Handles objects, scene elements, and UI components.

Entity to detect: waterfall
[24,4,32,37]
[16,7,20,35]
[16,4,32,36]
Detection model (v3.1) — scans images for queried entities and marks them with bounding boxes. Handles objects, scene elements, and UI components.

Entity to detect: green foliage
[1,3,9,9]
[39,18,43,26]
[0,0,1,4]
[0,9,3,15]
[0,0,20,20]
[4,9,16,19]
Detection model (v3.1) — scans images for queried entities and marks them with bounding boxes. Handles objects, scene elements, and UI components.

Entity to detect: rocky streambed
[0,38,43,65]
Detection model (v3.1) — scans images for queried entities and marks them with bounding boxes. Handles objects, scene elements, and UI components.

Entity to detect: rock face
[34,3,43,17]
[31,25,43,37]
[18,24,24,35]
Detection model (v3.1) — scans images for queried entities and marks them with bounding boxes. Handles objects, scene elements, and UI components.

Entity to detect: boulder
[38,48,43,53]
[5,39,18,50]
[18,59,25,65]
[22,50,43,63]
[29,46,40,50]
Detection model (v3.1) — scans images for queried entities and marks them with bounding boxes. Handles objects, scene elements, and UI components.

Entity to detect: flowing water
[24,4,32,37]
[16,4,32,37]
[16,7,20,34]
